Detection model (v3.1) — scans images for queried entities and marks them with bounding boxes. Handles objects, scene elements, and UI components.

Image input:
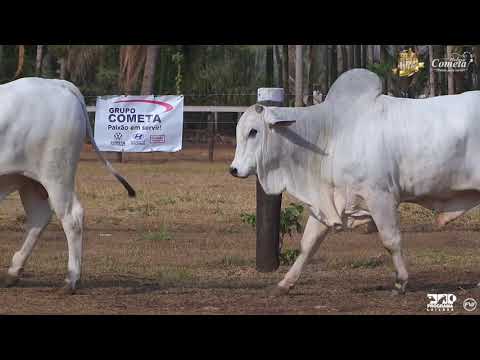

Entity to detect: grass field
[1,146,480,314]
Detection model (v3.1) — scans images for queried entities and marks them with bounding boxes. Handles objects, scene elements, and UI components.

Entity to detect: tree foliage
[0,44,479,106]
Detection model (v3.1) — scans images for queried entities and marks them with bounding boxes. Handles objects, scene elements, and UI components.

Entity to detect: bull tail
[59,80,136,198]
[83,103,136,197]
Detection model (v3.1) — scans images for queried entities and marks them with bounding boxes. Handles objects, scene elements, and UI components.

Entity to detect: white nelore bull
[0,77,135,293]
[230,68,480,295]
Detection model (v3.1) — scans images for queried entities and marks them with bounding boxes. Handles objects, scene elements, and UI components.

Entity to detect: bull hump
[325,69,382,103]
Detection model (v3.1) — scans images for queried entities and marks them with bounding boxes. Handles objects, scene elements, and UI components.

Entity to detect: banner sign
[94,95,184,152]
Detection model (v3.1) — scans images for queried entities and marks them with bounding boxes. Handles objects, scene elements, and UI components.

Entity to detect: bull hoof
[391,282,406,296]
[58,284,76,295]
[2,274,19,288]
[268,285,290,297]
[391,289,405,296]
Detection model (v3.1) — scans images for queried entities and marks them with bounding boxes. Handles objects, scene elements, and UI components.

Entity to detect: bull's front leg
[270,216,330,296]
[366,192,408,295]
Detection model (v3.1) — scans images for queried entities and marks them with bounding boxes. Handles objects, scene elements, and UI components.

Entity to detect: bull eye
[248,129,258,138]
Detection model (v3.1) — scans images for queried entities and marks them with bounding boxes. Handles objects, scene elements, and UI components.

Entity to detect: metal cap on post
[255,87,284,273]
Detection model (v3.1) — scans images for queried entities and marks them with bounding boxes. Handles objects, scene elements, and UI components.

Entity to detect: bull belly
[337,190,480,230]
[403,190,480,209]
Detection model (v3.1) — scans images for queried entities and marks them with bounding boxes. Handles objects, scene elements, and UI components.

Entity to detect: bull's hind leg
[5,179,53,287]
[366,192,408,295]
[272,216,329,296]
[45,184,84,294]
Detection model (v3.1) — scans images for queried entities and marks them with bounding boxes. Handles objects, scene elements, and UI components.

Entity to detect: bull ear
[264,107,296,128]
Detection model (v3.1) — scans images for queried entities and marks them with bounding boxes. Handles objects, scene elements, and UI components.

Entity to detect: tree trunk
[59,57,66,79]
[455,72,465,93]
[367,45,374,66]
[361,45,367,68]
[348,45,354,69]
[447,45,455,94]
[336,45,343,75]
[14,45,25,79]
[0,45,3,78]
[390,45,400,96]
[265,45,274,87]
[306,45,316,106]
[326,45,331,89]
[141,45,160,95]
[36,45,44,76]
[282,45,289,104]
[317,45,328,96]
[429,45,435,96]
[473,46,480,90]
[354,45,361,67]
[330,45,337,87]
[380,45,389,93]
[274,45,282,88]
[341,45,348,72]
[295,45,304,107]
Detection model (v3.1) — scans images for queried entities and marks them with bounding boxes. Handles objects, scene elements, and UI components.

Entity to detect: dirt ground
[1,145,480,315]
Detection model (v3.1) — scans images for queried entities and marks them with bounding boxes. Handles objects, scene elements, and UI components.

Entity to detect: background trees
[0,44,478,106]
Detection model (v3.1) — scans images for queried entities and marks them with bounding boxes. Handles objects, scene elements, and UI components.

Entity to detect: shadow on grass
[3,275,271,295]
[352,281,479,294]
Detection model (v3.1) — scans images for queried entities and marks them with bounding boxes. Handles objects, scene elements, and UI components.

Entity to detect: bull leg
[366,193,408,295]
[434,194,480,228]
[4,180,52,287]
[272,216,329,295]
[45,186,84,294]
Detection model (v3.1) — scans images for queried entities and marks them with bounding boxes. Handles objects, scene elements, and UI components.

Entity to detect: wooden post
[208,112,215,162]
[255,88,284,272]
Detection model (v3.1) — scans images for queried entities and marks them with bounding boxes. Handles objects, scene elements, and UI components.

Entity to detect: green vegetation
[241,202,305,265]
[279,248,301,266]
[241,202,305,241]
[142,227,172,241]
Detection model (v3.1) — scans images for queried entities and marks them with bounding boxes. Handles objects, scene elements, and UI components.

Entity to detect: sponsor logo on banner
[131,133,146,145]
[94,95,183,153]
[150,135,166,144]
[111,132,125,146]
[426,293,457,312]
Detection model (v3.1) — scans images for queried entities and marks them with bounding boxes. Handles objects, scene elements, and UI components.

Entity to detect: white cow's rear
[0,77,135,293]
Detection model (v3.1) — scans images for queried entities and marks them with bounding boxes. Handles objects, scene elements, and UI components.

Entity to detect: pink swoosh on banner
[113,99,174,112]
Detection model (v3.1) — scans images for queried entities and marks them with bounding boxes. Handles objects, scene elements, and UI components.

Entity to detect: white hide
[231,68,480,293]
[0,77,135,292]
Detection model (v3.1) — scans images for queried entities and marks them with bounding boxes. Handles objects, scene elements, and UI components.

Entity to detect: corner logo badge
[426,293,457,312]
[463,298,477,312]
[431,51,474,73]
[392,48,424,77]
